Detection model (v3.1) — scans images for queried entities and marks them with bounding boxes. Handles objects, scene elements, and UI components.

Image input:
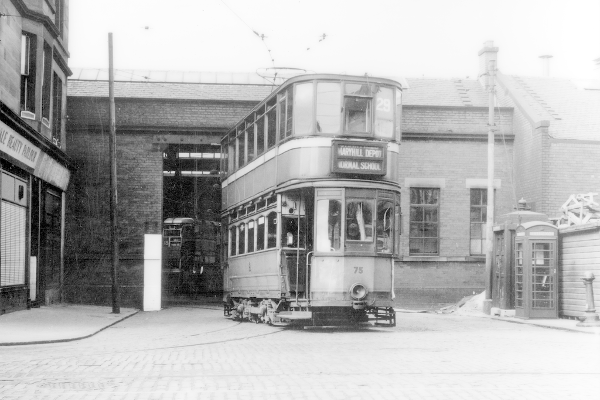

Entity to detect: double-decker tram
[220,74,405,326]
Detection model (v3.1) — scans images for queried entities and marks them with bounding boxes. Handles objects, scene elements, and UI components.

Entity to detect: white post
[144,234,162,311]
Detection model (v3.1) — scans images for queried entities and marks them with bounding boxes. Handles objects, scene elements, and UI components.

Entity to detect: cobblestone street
[1,306,599,400]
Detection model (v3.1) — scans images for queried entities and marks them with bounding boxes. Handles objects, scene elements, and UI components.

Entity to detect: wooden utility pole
[484,58,496,315]
[108,33,120,314]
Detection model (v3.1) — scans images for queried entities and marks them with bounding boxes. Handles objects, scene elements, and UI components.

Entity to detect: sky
[68,0,600,82]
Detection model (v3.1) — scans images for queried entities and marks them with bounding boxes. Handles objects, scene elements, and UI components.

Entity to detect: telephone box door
[514,222,558,319]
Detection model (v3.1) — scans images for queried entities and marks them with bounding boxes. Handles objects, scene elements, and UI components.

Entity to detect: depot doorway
[162,143,223,303]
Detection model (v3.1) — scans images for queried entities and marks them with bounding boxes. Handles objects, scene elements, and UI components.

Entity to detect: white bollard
[144,234,162,311]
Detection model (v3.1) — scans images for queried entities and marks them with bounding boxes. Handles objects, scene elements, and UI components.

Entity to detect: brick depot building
[1,0,73,315]
[64,44,600,309]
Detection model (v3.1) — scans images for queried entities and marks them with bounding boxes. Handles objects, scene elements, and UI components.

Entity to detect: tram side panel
[227,250,281,299]
[222,141,399,208]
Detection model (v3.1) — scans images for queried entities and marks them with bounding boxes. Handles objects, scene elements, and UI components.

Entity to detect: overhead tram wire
[219,0,275,71]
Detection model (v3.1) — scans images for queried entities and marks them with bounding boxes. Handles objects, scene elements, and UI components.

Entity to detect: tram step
[276,311,313,320]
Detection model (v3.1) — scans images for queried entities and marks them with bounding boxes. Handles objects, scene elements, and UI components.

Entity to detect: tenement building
[63,43,600,310]
[0,0,73,314]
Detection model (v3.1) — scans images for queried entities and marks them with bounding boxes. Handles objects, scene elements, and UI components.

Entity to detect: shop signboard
[0,120,40,169]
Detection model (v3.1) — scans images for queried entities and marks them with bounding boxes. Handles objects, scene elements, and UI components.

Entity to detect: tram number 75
[354,267,363,274]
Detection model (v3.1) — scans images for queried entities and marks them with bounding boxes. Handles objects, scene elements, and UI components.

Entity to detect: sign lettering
[331,140,387,176]
[0,121,40,169]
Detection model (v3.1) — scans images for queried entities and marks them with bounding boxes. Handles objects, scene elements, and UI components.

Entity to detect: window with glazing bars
[470,189,487,255]
[409,188,439,255]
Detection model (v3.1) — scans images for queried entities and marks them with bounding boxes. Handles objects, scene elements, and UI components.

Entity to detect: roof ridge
[513,76,561,120]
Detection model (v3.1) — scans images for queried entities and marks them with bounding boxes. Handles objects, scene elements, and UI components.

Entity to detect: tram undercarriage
[223,297,396,327]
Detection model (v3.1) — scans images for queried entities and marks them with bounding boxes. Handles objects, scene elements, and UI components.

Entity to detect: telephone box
[514,221,558,319]
[492,201,548,311]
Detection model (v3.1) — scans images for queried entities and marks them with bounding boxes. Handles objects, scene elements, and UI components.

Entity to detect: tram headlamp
[349,283,368,300]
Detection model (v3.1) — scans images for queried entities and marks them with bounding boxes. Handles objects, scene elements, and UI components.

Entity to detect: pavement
[1,294,598,346]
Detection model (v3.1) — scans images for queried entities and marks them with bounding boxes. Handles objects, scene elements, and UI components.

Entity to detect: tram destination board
[331,140,387,176]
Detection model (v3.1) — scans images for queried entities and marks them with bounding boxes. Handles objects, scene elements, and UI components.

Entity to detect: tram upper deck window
[256,105,265,156]
[236,125,245,168]
[278,89,293,141]
[344,83,372,134]
[294,82,314,135]
[374,87,394,139]
[246,115,255,163]
[266,98,277,149]
[316,82,341,134]
[227,132,236,173]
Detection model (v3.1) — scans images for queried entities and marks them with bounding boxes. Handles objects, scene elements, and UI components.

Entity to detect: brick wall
[67,97,257,130]
[546,141,600,218]
[396,137,515,309]
[402,106,512,135]
[64,129,163,307]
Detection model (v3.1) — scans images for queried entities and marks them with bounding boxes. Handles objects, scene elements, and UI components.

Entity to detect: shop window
[1,173,28,287]
[20,33,37,117]
[409,188,439,255]
[316,82,341,134]
[470,188,487,255]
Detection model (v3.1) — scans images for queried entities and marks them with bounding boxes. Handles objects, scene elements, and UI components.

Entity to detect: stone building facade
[0,0,73,314]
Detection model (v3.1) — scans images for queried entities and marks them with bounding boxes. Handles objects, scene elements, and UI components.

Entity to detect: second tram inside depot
[220,74,406,326]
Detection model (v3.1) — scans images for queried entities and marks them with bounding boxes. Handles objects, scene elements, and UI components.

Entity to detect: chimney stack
[539,55,553,77]
[478,41,498,87]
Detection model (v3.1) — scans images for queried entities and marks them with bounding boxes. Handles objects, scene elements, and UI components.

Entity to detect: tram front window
[316,199,341,252]
[281,216,305,248]
[345,97,371,133]
[346,200,373,242]
[376,200,394,253]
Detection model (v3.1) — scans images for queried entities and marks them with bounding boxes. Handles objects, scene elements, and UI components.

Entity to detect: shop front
[0,104,72,315]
